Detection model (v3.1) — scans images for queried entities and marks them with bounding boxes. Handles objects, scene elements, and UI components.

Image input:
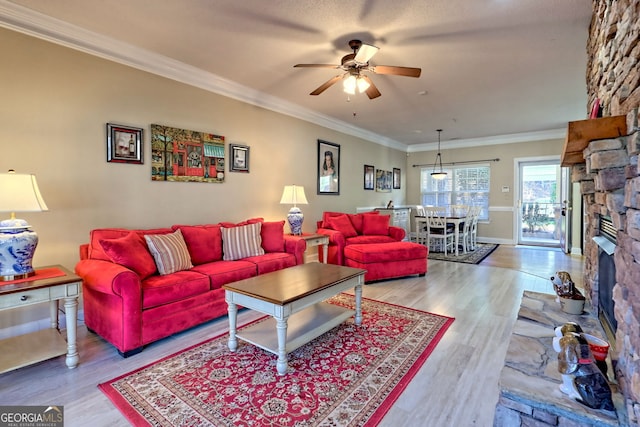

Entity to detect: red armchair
[316,211,405,265]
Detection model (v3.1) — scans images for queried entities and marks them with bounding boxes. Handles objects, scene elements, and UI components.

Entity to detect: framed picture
[229,144,250,172]
[364,164,375,190]
[317,140,340,195]
[107,123,143,164]
[376,169,392,193]
[150,124,225,183]
[393,168,401,189]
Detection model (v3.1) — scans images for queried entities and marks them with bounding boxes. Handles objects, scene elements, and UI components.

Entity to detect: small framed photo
[376,169,392,193]
[393,168,401,189]
[230,144,250,172]
[318,140,340,195]
[107,123,143,164]
[364,165,375,190]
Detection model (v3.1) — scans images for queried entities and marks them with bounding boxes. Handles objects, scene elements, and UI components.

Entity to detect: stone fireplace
[569,1,640,425]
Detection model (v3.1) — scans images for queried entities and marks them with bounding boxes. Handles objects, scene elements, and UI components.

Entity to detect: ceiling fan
[294,39,422,99]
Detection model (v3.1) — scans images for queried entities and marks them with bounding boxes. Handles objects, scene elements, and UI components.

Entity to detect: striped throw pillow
[144,229,193,275]
[221,222,265,261]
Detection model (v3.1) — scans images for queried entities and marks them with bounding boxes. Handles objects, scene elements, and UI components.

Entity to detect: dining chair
[414,205,428,244]
[426,209,455,255]
[468,205,481,250]
[459,214,473,253]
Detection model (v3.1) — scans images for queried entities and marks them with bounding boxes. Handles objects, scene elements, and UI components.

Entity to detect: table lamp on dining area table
[279,185,308,235]
[0,170,49,281]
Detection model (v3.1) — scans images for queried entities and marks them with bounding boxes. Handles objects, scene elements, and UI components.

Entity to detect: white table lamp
[279,185,308,235]
[0,170,49,281]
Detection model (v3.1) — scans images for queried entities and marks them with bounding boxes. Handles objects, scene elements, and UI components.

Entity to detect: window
[420,165,490,220]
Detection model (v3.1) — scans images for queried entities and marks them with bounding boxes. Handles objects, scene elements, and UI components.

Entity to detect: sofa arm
[389,225,406,241]
[316,228,346,247]
[283,235,307,265]
[316,228,347,265]
[75,259,142,298]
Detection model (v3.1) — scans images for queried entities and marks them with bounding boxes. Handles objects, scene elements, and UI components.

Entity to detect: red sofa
[75,218,305,357]
[315,211,405,265]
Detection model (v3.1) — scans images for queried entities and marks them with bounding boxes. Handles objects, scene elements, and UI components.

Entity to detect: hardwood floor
[0,245,584,426]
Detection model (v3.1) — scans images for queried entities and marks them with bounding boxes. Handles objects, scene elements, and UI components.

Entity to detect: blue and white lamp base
[287,207,304,235]
[0,218,38,281]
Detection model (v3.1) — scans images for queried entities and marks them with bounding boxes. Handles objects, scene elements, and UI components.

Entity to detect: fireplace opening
[594,215,617,348]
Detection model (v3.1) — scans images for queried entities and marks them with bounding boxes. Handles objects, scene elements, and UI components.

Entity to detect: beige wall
[406,138,565,243]
[0,28,407,271]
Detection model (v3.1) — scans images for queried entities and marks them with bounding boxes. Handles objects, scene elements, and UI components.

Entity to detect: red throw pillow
[177,225,223,264]
[362,214,390,236]
[326,214,358,237]
[99,232,157,279]
[261,221,285,252]
[348,211,380,234]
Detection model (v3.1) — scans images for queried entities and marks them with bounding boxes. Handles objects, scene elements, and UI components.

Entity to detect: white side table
[0,265,81,373]
[293,233,330,263]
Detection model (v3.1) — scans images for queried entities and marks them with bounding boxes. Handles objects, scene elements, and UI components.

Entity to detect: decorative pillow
[144,229,193,275]
[221,222,265,261]
[177,225,223,265]
[362,214,390,236]
[326,214,358,237]
[99,232,157,279]
[261,221,285,253]
[348,212,379,235]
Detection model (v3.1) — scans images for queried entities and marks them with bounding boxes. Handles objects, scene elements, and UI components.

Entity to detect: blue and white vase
[0,219,38,280]
[287,207,304,235]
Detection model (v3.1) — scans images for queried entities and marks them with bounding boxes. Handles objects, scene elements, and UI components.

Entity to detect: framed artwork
[150,124,225,183]
[107,123,143,164]
[230,144,250,172]
[376,169,392,193]
[393,168,401,189]
[317,140,340,195]
[364,164,375,190]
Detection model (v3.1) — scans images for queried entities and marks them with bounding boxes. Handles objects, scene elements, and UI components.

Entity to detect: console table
[494,291,627,426]
[0,265,81,373]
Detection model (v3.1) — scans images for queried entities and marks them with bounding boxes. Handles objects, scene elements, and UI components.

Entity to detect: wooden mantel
[561,115,627,167]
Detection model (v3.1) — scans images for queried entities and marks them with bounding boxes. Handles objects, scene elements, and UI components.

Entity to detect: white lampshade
[0,171,49,215]
[279,185,308,207]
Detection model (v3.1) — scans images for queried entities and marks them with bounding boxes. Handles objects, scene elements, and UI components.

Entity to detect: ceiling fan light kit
[431,129,448,180]
[294,39,421,99]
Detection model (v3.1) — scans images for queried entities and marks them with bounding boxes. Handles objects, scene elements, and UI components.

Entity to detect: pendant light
[431,129,447,180]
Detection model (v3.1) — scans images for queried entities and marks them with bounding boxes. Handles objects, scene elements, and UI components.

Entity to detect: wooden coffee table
[223,263,366,375]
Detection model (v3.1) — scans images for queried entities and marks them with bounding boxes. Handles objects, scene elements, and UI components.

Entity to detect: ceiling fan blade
[310,74,344,95]
[372,65,422,78]
[361,75,381,99]
[294,64,340,69]
[354,43,379,64]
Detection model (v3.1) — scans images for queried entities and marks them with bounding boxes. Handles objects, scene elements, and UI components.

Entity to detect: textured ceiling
[3,0,593,150]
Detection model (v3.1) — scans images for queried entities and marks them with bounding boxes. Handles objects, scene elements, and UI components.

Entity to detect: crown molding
[0,1,407,151]
[0,1,567,154]
[406,128,567,153]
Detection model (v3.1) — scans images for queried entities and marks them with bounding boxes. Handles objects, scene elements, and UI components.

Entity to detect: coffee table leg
[354,283,363,326]
[275,315,289,375]
[227,299,238,352]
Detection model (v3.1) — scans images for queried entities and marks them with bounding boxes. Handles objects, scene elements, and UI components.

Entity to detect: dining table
[415,208,468,256]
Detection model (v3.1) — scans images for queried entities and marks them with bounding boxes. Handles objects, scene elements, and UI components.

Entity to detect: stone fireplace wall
[576,1,640,424]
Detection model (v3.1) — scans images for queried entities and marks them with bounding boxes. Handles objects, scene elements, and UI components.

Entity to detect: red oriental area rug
[99,294,454,426]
